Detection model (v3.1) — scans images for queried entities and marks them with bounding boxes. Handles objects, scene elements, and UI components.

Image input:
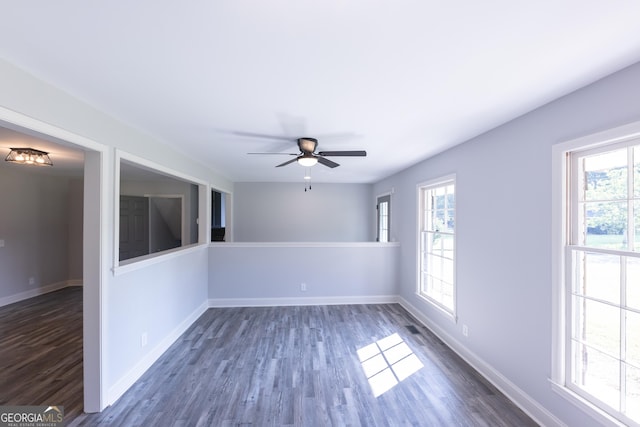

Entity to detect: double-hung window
[564,139,640,425]
[418,176,456,315]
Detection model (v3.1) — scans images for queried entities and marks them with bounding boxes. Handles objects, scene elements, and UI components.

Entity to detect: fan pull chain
[304,168,311,192]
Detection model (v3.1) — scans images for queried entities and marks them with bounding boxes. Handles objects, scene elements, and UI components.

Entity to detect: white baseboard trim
[398,296,567,427]
[208,294,400,308]
[0,280,83,308]
[107,300,209,405]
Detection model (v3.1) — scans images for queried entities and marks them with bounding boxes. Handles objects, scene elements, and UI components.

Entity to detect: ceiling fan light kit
[297,154,318,167]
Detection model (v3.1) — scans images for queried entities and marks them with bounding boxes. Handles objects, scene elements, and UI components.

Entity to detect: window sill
[415,292,457,323]
[548,379,628,427]
[113,243,207,276]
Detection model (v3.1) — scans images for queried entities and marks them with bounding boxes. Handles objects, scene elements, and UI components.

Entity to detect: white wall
[233,182,373,242]
[373,61,640,426]
[0,166,81,304]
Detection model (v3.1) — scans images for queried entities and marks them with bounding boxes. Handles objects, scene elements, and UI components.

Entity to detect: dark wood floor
[1,289,537,426]
[0,287,84,421]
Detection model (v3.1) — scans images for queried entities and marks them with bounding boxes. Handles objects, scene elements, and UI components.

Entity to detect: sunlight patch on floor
[357,333,424,397]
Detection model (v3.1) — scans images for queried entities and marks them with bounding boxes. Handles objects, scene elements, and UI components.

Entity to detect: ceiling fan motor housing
[298,138,318,153]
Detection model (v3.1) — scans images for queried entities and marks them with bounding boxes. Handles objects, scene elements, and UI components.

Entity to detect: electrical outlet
[141,332,148,348]
[0,239,5,248]
[28,277,35,285]
[462,324,469,337]
[300,283,307,292]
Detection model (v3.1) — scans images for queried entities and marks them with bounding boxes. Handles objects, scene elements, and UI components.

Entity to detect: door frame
[0,107,108,412]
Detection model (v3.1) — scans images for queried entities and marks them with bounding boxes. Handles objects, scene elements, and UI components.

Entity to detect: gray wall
[107,249,208,387]
[209,244,399,303]
[233,182,373,242]
[373,61,640,426]
[0,167,82,302]
[68,178,83,280]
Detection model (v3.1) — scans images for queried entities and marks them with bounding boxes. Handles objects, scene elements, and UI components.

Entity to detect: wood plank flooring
[0,287,84,422]
[1,289,538,426]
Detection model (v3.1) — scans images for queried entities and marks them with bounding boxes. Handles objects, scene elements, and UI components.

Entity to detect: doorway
[0,112,105,413]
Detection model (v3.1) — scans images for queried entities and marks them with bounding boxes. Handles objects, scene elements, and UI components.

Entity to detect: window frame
[416,174,456,318]
[114,150,209,272]
[552,121,640,427]
[377,193,391,243]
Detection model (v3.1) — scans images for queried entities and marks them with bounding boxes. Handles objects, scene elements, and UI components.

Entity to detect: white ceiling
[1,1,640,183]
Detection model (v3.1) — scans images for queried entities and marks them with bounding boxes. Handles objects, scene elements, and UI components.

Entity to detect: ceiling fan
[249,137,366,168]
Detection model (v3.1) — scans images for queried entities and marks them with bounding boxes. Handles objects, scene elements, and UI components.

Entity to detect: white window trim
[376,190,393,243]
[551,120,640,427]
[114,150,209,272]
[416,174,457,320]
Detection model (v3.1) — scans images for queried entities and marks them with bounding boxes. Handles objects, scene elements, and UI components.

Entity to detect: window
[565,139,640,425]
[211,189,227,242]
[418,176,455,315]
[377,194,391,242]
[118,156,202,264]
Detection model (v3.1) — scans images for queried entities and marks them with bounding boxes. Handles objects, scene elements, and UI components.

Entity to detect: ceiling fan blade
[247,152,297,155]
[276,158,299,168]
[229,130,294,141]
[314,132,362,141]
[277,113,307,137]
[317,157,340,168]
[318,150,367,157]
